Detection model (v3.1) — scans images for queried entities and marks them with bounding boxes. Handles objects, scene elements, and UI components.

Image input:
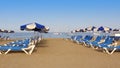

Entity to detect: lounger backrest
[84,35,90,40]
[106,38,114,44]
[73,36,77,40]
[71,36,75,40]
[101,36,114,45]
[84,35,93,40]
[88,36,93,40]
[104,36,110,43]
[95,36,102,42]
[75,35,82,41]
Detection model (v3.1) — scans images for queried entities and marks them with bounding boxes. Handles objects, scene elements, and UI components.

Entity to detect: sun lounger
[92,36,110,48]
[77,35,93,46]
[77,35,89,43]
[82,35,93,46]
[0,39,35,55]
[86,36,103,47]
[98,37,114,48]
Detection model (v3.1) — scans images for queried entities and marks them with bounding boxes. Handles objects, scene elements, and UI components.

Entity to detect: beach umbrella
[75,29,81,32]
[20,22,49,33]
[21,22,45,31]
[0,29,7,33]
[113,29,120,31]
[0,29,3,32]
[93,27,98,32]
[2,30,8,33]
[0,29,15,40]
[8,30,15,33]
[1,30,15,33]
[71,28,85,33]
[97,26,112,32]
[39,26,49,33]
[20,22,49,41]
[79,29,85,32]
[85,26,96,31]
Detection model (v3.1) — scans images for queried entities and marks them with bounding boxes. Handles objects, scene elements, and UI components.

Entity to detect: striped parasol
[20,22,49,33]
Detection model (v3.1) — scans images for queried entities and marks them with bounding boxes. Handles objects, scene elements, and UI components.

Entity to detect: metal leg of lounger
[76,41,80,44]
[5,49,11,54]
[0,51,2,54]
[91,44,95,49]
[90,44,93,48]
[83,42,87,46]
[22,45,35,55]
[109,48,117,55]
[22,49,29,55]
[103,48,110,54]
[104,48,116,55]
[29,45,35,55]
[95,47,98,49]
[90,43,94,48]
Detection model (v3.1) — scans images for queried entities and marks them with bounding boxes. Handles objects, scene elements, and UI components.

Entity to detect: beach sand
[0,38,120,68]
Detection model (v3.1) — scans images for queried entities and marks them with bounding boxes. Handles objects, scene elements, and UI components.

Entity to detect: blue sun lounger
[78,35,90,43]
[0,39,35,55]
[92,36,110,48]
[86,36,103,47]
[82,36,93,46]
[98,37,114,48]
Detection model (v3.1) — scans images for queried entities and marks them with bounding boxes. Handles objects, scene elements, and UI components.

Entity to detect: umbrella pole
[34,31,36,44]
[40,33,42,40]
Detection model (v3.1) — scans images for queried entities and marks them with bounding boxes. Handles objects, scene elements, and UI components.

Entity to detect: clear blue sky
[0,0,120,32]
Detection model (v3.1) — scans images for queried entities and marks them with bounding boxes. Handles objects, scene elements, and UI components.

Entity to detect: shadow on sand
[36,39,48,47]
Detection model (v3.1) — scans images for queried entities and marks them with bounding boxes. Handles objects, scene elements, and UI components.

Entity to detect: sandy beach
[0,38,120,68]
